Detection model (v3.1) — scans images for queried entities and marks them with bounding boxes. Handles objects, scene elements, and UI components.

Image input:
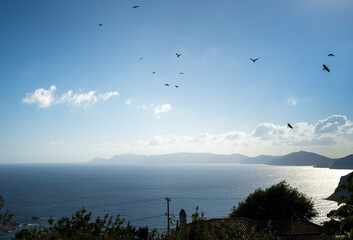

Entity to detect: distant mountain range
[90,151,353,169]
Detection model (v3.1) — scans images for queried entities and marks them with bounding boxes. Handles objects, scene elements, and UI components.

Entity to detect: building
[180,210,334,240]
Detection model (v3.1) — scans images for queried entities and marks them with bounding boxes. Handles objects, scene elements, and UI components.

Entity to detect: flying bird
[322,64,330,72]
[176,53,181,58]
[98,24,103,26]
[179,72,184,74]
[250,58,259,63]
[132,5,139,8]
[287,123,293,129]
[152,72,156,74]
[328,53,335,57]
[139,58,143,60]
[175,85,179,88]
[164,84,170,86]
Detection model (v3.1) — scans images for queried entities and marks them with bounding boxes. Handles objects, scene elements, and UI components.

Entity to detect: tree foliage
[229,181,317,220]
[188,206,210,240]
[14,208,157,240]
[0,195,14,224]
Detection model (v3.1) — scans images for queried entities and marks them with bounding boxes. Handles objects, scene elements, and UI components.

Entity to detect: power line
[130,214,166,223]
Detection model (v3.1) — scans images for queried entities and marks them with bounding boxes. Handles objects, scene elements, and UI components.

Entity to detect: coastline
[0,222,19,236]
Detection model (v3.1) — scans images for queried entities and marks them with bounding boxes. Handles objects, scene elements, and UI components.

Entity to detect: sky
[1,0,353,163]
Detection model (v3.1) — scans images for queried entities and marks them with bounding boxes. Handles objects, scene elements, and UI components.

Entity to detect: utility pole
[165,197,171,233]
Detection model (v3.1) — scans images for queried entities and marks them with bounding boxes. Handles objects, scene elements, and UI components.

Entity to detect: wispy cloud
[49,141,66,146]
[23,86,119,108]
[154,104,172,119]
[63,90,97,107]
[136,104,146,110]
[287,96,298,106]
[99,92,119,101]
[125,99,132,105]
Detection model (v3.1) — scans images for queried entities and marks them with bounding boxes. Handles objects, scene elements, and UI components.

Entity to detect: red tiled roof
[186,218,334,237]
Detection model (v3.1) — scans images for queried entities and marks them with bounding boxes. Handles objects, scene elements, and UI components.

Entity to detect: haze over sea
[0,163,350,237]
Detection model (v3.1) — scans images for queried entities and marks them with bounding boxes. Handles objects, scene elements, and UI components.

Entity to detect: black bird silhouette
[164,84,170,86]
[176,53,181,58]
[98,24,103,26]
[175,85,179,88]
[179,72,184,74]
[250,58,259,63]
[132,6,139,8]
[152,72,156,74]
[328,53,335,57]
[139,58,143,60]
[287,123,293,129]
[322,64,330,72]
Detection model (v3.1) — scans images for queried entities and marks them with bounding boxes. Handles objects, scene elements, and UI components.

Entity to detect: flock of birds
[97,5,184,88]
[162,53,182,88]
[138,52,183,88]
[97,13,335,130]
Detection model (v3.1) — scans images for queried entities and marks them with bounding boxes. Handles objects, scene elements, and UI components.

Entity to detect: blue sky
[1,0,353,163]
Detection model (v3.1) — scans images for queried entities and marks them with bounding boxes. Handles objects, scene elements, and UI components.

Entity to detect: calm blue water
[0,163,351,238]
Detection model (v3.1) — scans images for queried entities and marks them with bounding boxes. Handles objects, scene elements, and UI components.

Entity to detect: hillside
[269,151,333,167]
[330,154,353,169]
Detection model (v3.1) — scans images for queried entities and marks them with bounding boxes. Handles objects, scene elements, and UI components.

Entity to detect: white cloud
[287,97,298,106]
[222,131,244,140]
[136,104,146,110]
[125,99,132,105]
[148,135,164,145]
[314,115,350,134]
[57,90,73,103]
[191,133,214,144]
[22,85,56,108]
[347,128,353,135]
[70,91,97,106]
[99,91,119,101]
[154,104,171,115]
[23,86,119,108]
[153,104,172,119]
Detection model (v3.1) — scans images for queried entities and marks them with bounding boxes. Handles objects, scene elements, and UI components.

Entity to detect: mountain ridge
[89,151,353,169]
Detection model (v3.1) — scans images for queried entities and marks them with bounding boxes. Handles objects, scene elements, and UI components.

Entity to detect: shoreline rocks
[327,172,352,200]
[0,222,19,236]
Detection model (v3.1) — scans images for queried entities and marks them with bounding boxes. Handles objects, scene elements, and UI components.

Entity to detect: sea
[0,163,351,239]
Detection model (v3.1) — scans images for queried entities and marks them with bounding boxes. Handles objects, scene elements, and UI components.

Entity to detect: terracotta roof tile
[186,218,334,237]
